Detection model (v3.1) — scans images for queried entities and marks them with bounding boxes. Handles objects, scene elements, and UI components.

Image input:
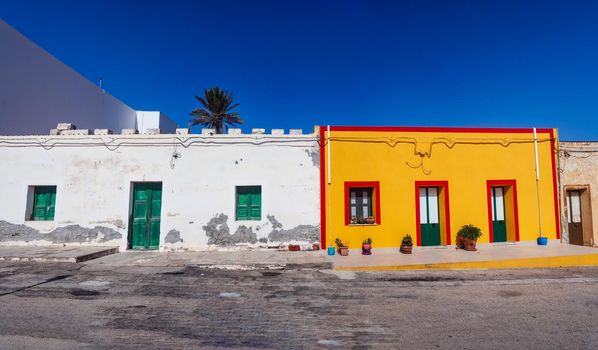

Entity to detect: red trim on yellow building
[343,181,381,225]
[486,179,520,242]
[319,126,327,248]
[415,180,451,246]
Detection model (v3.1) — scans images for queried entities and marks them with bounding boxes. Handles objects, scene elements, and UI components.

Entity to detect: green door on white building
[131,182,162,250]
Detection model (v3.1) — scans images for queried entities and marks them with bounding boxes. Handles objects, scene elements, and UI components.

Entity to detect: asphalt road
[1,262,598,349]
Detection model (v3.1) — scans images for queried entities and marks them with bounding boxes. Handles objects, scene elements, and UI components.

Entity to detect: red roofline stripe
[329,126,554,134]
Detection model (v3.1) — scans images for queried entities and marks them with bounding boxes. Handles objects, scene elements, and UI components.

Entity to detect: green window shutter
[249,190,261,220]
[236,191,250,220]
[32,186,56,221]
[236,186,261,220]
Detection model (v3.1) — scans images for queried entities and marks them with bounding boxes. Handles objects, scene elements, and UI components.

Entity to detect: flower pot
[462,238,477,251]
[456,235,464,249]
[361,244,372,255]
[288,244,300,251]
[400,244,413,254]
[327,246,335,256]
[312,243,320,251]
[339,247,349,256]
[537,237,548,246]
[365,218,375,224]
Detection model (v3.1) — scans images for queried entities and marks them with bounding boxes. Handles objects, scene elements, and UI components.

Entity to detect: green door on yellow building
[131,182,162,250]
[420,187,441,246]
[491,187,507,242]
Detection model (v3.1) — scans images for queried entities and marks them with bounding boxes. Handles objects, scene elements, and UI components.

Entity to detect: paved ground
[2,261,598,349]
[0,245,118,263]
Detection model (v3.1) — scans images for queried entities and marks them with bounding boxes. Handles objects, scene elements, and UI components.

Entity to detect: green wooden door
[131,182,162,250]
[491,187,507,242]
[419,187,441,246]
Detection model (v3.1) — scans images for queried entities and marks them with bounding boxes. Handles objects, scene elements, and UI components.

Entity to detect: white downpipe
[326,125,332,247]
[327,125,331,184]
[533,127,543,237]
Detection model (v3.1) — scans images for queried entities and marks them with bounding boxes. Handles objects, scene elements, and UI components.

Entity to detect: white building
[0,19,175,135]
[0,129,321,250]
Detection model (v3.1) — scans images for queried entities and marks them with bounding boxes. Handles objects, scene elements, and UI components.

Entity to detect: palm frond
[189,87,243,133]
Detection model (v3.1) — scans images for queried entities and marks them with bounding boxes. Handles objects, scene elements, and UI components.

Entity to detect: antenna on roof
[99,77,103,91]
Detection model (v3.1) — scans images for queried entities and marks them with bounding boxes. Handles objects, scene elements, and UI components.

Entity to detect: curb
[333,253,598,271]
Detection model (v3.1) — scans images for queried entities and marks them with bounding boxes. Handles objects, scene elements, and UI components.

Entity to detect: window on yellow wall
[344,181,380,225]
[350,188,372,221]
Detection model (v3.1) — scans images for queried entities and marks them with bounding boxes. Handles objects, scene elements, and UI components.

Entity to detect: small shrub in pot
[456,225,482,251]
[400,234,413,254]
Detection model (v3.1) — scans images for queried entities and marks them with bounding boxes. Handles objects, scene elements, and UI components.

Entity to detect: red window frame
[344,181,381,225]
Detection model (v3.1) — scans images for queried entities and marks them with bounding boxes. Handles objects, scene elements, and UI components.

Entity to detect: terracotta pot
[339,247,349,256]
[400,244,413,254]
[462,238,477,251]
[366,218,375,224]
[456,235,465,249]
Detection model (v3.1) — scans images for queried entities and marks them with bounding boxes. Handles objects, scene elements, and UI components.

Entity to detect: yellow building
[319,126,560,249]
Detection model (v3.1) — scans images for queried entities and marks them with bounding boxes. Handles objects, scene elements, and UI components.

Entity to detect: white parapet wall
[0,131,321,251]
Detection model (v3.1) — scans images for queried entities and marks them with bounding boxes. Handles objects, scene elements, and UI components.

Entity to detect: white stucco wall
[136,111,177,134]
[0,132,321,250]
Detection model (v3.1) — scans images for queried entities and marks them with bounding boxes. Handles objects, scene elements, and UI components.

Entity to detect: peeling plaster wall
[559,141,598,246]
[0,133,320,250]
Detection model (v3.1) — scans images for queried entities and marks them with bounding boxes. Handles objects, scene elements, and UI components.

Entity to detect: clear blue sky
[2,0,597,139]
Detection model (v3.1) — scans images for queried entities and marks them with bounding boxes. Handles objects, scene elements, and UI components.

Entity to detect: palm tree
[189,87,243,134]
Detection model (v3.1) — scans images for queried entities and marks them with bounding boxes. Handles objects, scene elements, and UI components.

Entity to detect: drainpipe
[326,125,332,245]
[327,125,331,184]
[533,127,543,238]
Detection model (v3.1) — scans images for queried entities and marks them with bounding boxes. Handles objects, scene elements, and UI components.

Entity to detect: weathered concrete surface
[83,249,329,270]
[204,214,317,246]
[0,246,118,263]
[0,221,122,244]
[164,230,182,244]
[559,142,598,246]
[2,262,598,349]
[266,215,319,243]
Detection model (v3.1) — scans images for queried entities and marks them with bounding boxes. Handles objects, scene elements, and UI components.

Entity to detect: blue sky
[2,0,597,139]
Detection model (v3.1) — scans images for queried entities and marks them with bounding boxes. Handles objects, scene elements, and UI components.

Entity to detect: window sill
[347,223,379,227]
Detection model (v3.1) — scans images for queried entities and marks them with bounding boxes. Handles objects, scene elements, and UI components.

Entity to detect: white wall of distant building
[0,20,175,135]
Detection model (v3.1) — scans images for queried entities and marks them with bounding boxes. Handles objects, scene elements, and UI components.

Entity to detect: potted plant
[400,234,413,254]
[456,224,482,251]
[335,238,349,256]
[365,216,375,224]
[362,238,372,255]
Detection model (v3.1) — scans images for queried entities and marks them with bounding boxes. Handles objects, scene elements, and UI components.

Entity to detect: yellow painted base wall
[322,128,559,249]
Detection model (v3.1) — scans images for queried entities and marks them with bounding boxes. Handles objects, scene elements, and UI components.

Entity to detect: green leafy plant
[401,234,413,246]
[362,237,372,245]
[335,238,348,248]
[189,87,243,134]
[457,225,482,240]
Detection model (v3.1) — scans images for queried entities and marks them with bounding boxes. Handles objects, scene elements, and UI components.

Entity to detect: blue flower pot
[537,237,548,246]
[327,246,336,256]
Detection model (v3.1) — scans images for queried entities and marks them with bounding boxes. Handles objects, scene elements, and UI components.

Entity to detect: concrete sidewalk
[332,240,598,270]
[84,249,330,269]
[0,245,118,263]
